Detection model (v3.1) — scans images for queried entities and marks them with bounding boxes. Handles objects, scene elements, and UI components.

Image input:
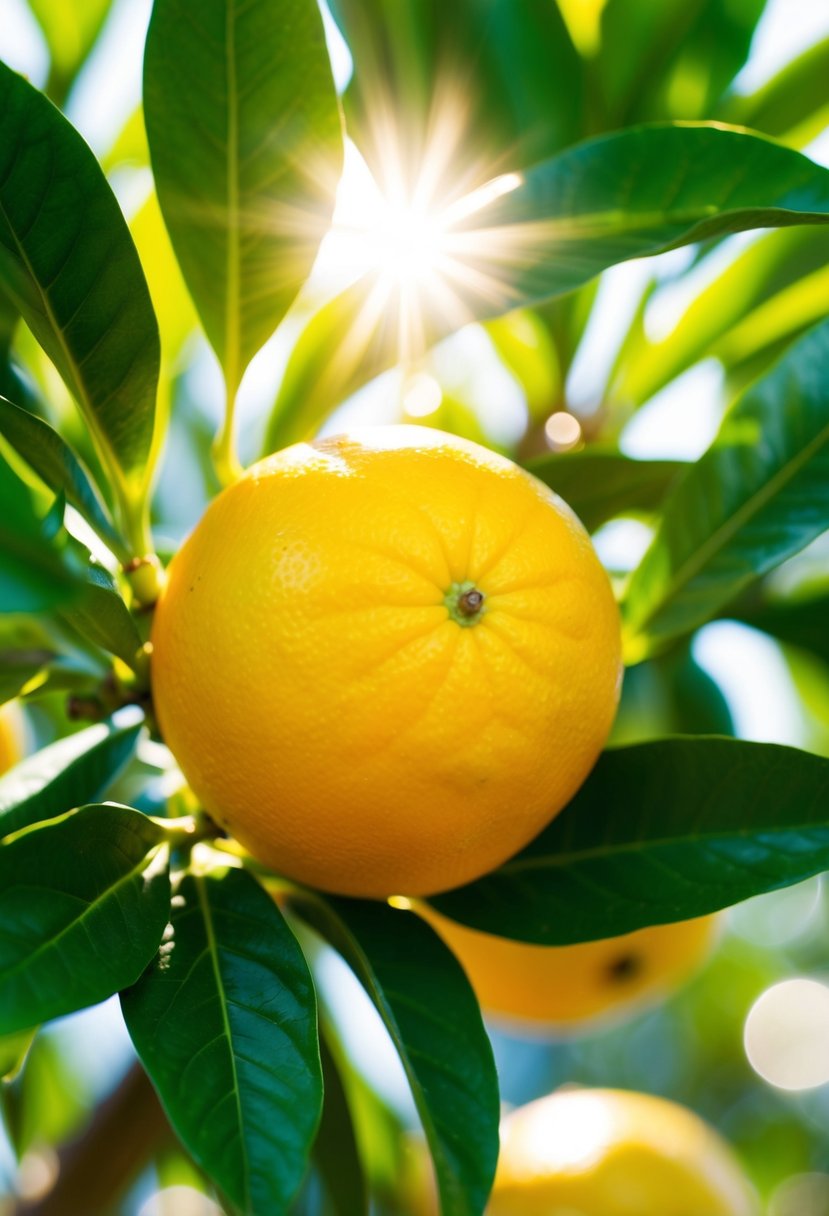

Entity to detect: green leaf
[722,36,829,145]
[714,262,829,380]
[526,449,685,533]
[130,191,198,374]
[27,0,114,103]
[746,602,829,673]
[264,275,389,453]
[143,0,343,392]
[0,1028,35,1081]
[4,1031,87,1158]
[430,738,829,944]
[597,0,766,126]
[0,451,83,614]
[59,561,142,668]
[292,895,499,1216]
[0,395,126,560]
[469,124,829,316]
[484,310,561,422]
[122,866,322,1216]
[331,0,582,172]
[622,319,829,662]
[612,226,829,409]
[267,124,829,443]
[0,803,170,1035]
[0,713,141,839]
[0,648,55,705]
[0,62,160,536]
[310,1032,368,1216]
[610,646,734,746]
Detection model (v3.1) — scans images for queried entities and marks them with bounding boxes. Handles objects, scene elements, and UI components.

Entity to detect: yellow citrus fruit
[418,905,717,1031]
[0,703,25,775]
[151,426,621,897]
[490,1088,758,1216]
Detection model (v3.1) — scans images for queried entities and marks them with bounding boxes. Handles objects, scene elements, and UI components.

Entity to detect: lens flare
[315,85,530,368]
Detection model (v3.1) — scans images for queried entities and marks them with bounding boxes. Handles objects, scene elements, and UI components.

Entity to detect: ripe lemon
[418,906,717,1031]
[0,703,25,775]
[151,427,621,897]
[490,1088,758,1216]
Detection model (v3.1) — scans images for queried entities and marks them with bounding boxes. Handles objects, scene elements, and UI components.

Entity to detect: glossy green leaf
[143,0,343,392]
[485,310,560,421]
[130,191,198,374]
[430,738,829,944]
[612,227,829,409]
[0,803,170,1035]
[331,0,582,173]
[266,125,829,443]
[27,0,114,103]
[623,319,829,661]
[0,648,54,705]
[264,275,396,453]
[0,395,125,560]
[732,584,829,669]
[0,451,83,614]
[4,1031,88,1159]
[59,561,142,668]
[610,647,734,746]
[311,1032,368,1216]
[0,713,141,839]
[0,1028,35,1081]
[714,262,829,376]
[468,125,829,316]
[527,449,685,533]
[101,105,149,175]
[0,63,160,531]
[292,895,499,1216]
[122,866,322,1216]
[598,0,766,125]
[722,36,829,145]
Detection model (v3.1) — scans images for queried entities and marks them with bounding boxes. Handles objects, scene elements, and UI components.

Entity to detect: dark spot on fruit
[606,953,642,983]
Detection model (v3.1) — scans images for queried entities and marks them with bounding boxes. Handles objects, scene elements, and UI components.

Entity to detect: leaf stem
[212,378,244,487]
[119,489,154,563]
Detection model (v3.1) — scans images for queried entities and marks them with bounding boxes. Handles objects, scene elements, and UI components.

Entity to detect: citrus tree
[1,1,829,1213]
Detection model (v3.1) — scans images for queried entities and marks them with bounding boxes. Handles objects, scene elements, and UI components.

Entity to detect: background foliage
[1,0,829,1213]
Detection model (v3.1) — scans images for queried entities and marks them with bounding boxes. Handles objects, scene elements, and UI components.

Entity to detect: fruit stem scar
[444,580,486,627]
[606,953,642,983]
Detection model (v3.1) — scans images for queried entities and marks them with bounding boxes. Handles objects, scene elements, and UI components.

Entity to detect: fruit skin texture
[151,426,622,898]
[0,703,24,775]
[418,906,717,1032]
[489,1088,758,1216]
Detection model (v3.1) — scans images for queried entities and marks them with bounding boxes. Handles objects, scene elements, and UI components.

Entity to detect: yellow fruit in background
[490,1088,758,1216]
[152,426,621,898]
[0,702,25,775]
[418,906,717,1031]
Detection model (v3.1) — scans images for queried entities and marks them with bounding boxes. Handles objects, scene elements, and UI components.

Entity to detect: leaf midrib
[477,203,829,246]
[327,909,466,1216]
[194,873,250,1212]
[625,408,829,638]
[0,822,162,985]
[501,816,829,876]
[225,0,241,391]
[0,188,131,508]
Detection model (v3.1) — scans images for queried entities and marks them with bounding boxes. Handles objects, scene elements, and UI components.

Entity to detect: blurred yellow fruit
[0,702,25,775]
[419,906,717,1031]
[490,1088,758,1216]
[152,426,621,897]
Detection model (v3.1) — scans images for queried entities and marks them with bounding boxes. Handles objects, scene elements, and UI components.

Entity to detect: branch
[14,1062,173,1216]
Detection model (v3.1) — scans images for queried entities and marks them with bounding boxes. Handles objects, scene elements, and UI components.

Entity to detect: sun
[315,97,525,367]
